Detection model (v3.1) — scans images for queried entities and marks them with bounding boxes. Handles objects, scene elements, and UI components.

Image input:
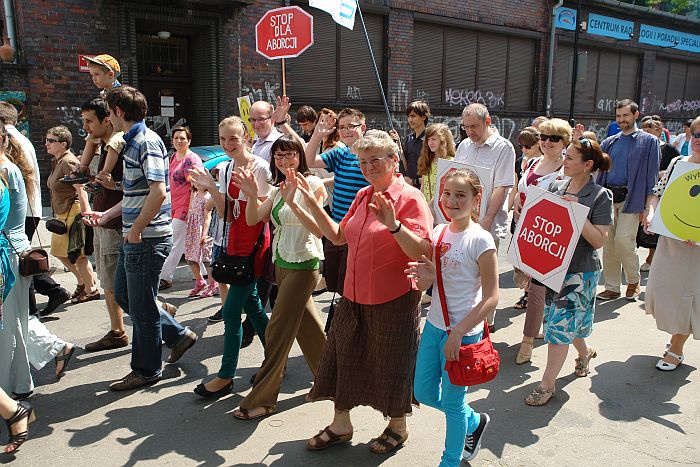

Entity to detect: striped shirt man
[121,120,172,237]
[321,146,369,222]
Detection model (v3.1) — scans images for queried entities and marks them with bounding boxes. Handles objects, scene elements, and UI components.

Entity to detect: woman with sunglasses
[643,116,700,372]
[509,127,544,311]
[526,137,613,405]
[46,126,99,304]
[512,119,569,365]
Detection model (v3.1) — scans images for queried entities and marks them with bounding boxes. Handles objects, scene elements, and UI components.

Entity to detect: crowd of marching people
[0,53,697,465]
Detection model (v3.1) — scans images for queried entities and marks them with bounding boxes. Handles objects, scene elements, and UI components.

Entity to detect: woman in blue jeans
[188,116,270,397]
[406,169,499,466]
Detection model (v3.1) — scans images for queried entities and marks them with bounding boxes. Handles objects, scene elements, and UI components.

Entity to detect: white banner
[309,0,357,30]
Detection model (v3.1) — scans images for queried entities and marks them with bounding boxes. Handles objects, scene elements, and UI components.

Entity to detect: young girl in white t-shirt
[406,168,499,466]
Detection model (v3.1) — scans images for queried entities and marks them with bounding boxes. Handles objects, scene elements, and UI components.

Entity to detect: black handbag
[211,162,266,285]
[605,185,628,203]
[46,200,74,235]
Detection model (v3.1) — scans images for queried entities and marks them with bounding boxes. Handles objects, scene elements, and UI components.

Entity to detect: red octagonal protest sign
[256,6,314,60]
[516,198,574,276]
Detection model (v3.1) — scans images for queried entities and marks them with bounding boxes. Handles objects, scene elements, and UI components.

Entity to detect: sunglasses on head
[540,134,563,142]
[578,137,592,149]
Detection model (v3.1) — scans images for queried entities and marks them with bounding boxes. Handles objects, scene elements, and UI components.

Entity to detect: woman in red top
[297,129,433,454]
[188,117,270,399]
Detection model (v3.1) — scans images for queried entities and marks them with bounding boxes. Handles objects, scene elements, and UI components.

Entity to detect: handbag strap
[434,224,452,332]
[26,199,45,250]
[434,223,490,339]
[221,160,266,259]
[1,230,20,256]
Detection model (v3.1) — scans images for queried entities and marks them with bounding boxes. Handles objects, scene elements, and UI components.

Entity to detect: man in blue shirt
[100,86,198,390]
[596,99,660,301]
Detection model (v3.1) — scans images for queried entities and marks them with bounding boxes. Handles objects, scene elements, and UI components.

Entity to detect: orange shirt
[341,175,433,305]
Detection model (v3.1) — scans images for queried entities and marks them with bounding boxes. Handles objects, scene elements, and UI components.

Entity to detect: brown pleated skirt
[308,289,422,418]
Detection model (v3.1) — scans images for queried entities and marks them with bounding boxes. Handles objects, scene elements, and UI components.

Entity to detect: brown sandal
[525,385,554,406]
[369,427,408,454]
[306,426,353,450]
[70,284,85,302]
[74,289,100,304]
[233,406,276,420]
[574,347,597,377]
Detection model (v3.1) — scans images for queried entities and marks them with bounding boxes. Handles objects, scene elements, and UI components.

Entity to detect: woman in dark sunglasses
[509,127,544,311]
[512,118,570,365]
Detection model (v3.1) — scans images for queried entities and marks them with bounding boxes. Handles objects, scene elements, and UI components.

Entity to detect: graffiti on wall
[56,106,86,138]
[0,91,29,136]
[444,88,505,109]
[642,95,700,115]
[145,116,187,146]
[241,82,281,104]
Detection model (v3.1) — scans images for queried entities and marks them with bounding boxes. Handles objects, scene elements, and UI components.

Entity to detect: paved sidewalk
[7,228,700,466]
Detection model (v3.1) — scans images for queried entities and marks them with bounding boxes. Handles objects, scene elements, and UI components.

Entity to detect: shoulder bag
[211,162,266,285]
[46,197,76,235]
[435,224,500,387]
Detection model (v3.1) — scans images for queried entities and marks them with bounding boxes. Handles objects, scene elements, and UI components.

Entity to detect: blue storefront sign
[587,13,634,40]
[639,24,700,54]
[555,7,577,31]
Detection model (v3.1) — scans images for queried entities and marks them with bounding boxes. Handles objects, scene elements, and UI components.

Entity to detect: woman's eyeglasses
[540,134,563,142]
[272,152,298,160]
[692,132,700,139]
[518,144,532,150]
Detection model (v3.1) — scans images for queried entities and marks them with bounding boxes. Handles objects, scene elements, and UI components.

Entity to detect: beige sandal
[574,347,597,377]
[525,385,554,406]
[516,338,534,365]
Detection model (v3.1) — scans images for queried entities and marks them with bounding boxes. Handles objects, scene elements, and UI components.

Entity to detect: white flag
[309,0,357,30]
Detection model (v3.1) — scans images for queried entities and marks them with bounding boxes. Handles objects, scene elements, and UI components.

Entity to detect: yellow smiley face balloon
[660,166,700,243]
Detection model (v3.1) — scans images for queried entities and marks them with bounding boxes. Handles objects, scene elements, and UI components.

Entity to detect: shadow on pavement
[589,355,695,433]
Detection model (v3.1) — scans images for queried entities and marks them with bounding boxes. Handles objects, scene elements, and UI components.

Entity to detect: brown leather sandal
[233,406,276,420]
[368,427,408,454]
[306,426,353,450]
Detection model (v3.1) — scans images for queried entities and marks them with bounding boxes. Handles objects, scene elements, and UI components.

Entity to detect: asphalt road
[4,227,699,466]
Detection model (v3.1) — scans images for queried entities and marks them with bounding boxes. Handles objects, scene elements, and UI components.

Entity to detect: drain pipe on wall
[545,0,564,117]
[2,0,18,62]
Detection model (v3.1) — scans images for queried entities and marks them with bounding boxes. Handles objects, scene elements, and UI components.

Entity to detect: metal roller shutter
[595,50,620,112]
[444,28,478,109]
[574,48,599,114]
[476,32,507,110]
[666,61,687,105]
[684,64,700,113]
[412,23,444,108]
[506,37,535,111]
[339,14,385,104]
[287,5,337,102]
[617,53,639,102]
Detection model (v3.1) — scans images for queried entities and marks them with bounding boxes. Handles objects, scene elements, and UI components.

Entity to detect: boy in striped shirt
[305,108,370,308]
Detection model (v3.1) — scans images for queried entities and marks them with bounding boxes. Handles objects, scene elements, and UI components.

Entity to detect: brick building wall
[1,0,697,205]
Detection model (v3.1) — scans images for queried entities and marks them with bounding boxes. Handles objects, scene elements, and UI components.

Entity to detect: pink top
[341,175,433,305]
[169,150,202,222]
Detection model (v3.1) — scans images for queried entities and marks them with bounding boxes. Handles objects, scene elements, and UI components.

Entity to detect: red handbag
[434,225,500,387]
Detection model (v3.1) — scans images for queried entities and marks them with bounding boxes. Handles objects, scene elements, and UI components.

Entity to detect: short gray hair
[352,129,399,157]
[462,103,490,122]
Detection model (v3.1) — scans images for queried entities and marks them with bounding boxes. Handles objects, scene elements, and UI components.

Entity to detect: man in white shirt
[0,101,71,316]
[454,103,515,331]
[249,101,283,164]
[455,103,515,242]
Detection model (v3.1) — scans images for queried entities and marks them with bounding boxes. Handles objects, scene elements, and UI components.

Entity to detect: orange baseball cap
[85,54,121,76]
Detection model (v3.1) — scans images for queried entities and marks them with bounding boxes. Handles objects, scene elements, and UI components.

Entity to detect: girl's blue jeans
[414,321,482,467]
